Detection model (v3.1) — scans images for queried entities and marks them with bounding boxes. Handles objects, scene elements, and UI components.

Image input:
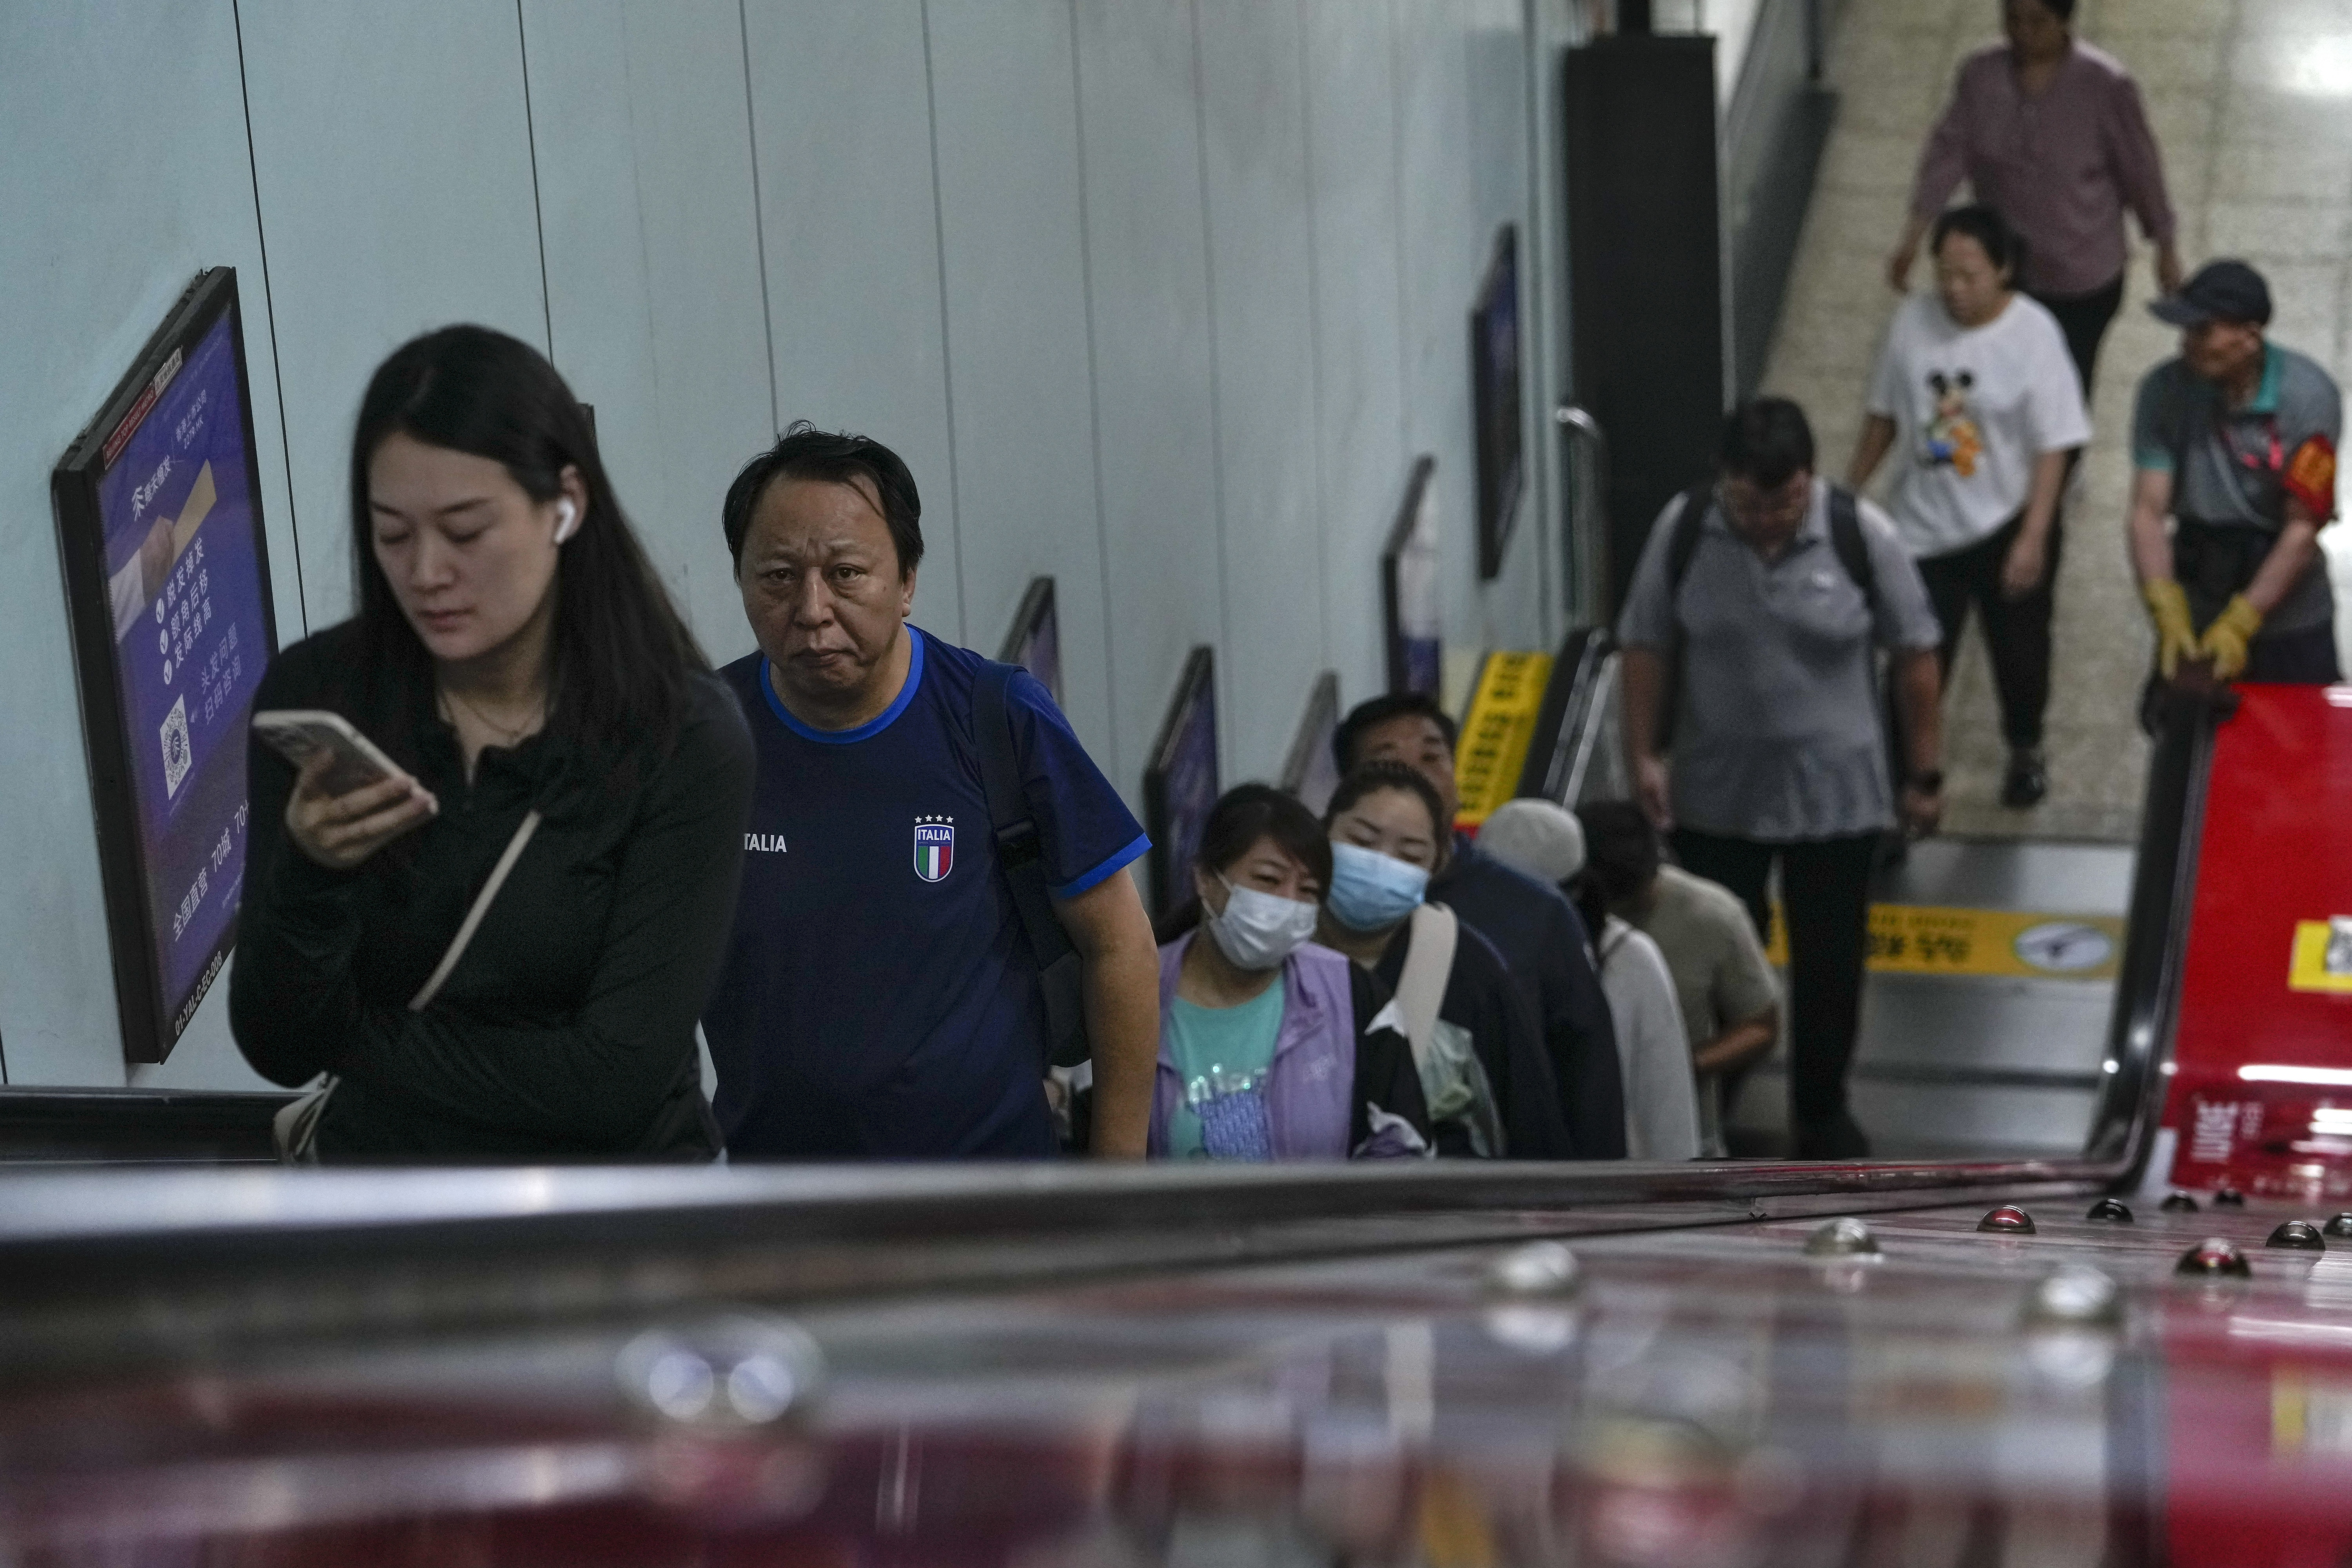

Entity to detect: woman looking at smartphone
[230,325,753,1160]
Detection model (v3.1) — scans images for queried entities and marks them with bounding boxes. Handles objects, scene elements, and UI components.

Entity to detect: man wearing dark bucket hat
[2129,260,2341,701]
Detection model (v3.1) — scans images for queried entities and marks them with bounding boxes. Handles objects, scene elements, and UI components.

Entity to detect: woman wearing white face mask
[1149,784,1430,1160]
[1315,763,1575,1159]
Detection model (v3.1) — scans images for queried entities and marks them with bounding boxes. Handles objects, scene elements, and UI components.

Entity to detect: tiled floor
[1763,0,2352,842]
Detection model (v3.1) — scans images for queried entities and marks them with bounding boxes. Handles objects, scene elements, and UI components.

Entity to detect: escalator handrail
[0,708,2210,1319]
[2085,696,2211,1179]
[1519,624,1616,804]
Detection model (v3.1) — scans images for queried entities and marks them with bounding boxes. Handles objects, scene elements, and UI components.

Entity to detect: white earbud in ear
[553,499,578,543]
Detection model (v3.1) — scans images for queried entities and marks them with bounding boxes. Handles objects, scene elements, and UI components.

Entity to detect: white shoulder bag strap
[275,808,543,1165]
[1392,902,1459,1071]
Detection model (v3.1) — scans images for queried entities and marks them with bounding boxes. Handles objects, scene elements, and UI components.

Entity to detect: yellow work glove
[2198,593,2265,681]
[2142,579,2198,679]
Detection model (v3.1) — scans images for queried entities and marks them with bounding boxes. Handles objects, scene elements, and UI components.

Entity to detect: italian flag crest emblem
[913,818,955,883]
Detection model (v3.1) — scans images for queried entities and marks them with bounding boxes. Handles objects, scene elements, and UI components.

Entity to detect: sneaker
[2001,747,2047,808]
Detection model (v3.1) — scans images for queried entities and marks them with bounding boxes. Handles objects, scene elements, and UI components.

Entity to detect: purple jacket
[1149,935,1427,1160]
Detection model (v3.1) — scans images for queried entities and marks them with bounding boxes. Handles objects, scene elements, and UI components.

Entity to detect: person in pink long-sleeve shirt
[1887,0,2182,399]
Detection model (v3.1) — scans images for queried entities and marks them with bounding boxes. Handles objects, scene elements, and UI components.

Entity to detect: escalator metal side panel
[0,1087,292,1164]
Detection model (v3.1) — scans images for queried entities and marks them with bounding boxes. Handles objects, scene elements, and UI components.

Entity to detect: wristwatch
[1910,770,1945,793]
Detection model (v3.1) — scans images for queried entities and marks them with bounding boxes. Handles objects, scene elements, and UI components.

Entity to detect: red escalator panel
[2166,685,2352,1200]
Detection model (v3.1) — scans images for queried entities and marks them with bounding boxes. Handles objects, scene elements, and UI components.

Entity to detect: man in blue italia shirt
[703,424,1160,1158]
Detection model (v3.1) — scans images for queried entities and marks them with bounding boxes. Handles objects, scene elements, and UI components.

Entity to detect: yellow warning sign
[2287,920,2352,994]
[1764,903,2123,981]
[1452,650,1553,826]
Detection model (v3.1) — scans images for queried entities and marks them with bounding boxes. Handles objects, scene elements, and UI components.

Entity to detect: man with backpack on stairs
[1615,398,1947,1159]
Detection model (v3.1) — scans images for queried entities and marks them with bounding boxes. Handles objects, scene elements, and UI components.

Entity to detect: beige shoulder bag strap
[406,809,542,1013]
[1392,902,1459,1071]
[273,808,543,1164]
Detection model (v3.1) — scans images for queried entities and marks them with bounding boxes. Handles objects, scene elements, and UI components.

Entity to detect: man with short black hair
[2131,260,2341,693]
[1334,692,1628,1158]
[1617,398,1945,1158]
[1577,801,1779,1160]
[703,424,1160,1159]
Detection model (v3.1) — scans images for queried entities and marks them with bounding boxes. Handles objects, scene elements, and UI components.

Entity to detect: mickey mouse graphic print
[1867,291,2089,558]
[1924,371,1983,477]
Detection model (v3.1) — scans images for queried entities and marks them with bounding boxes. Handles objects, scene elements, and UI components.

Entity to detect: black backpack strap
[972,662,1073,971]
[1664,481,1713,599]
[1826,484,1877,610]
[973,663,1091,1089]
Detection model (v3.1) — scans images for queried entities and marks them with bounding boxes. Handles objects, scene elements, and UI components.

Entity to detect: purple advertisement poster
[82,303,272,1044]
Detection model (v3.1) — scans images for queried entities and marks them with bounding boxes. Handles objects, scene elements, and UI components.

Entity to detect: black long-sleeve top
[229,623,755,1160]
[1434,838,1628,1159]
[1372,915,1574,1159]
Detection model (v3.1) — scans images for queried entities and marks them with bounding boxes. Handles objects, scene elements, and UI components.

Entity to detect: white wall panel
[1300,0,1412,722]
[1465,0,1546,650]
[1072,0,1227,798]
[1392,0,1538,662]
[520,0,777,666]
[923,0,1112,755]
[238,0,550,629]
[4,0,1559,1088]
[1392,0,1483,668]
[742,0,962,642]
[1194,0,1325,782]
[0,2,298,1089]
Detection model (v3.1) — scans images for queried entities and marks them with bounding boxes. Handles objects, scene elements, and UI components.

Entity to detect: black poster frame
[50,269,280,1063]
[1142,646,1218,917]
[1469,223,1524,581]
[1381,455,1440,695]
[995,574,1062,709]
[1278,670,1342,816]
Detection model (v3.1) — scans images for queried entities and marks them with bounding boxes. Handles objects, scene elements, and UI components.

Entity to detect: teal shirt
[1163,984,1286,1159]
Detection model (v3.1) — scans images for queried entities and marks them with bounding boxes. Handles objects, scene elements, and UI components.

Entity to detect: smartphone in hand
[251,710,406,797]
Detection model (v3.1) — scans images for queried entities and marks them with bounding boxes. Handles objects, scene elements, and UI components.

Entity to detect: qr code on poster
[160,695,192,798]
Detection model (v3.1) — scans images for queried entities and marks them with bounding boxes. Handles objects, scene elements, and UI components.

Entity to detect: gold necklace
[440,682,544,746]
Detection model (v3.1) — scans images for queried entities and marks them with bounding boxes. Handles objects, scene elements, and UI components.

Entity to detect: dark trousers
[1916,508,2061,749]
[2028,274,2125,401]
[1671,829,1879,1137]
[2244,624,2344,682]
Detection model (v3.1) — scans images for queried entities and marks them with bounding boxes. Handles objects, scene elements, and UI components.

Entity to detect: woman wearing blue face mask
[1148,784,1430,1160]
[1317,763,1573,1160]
